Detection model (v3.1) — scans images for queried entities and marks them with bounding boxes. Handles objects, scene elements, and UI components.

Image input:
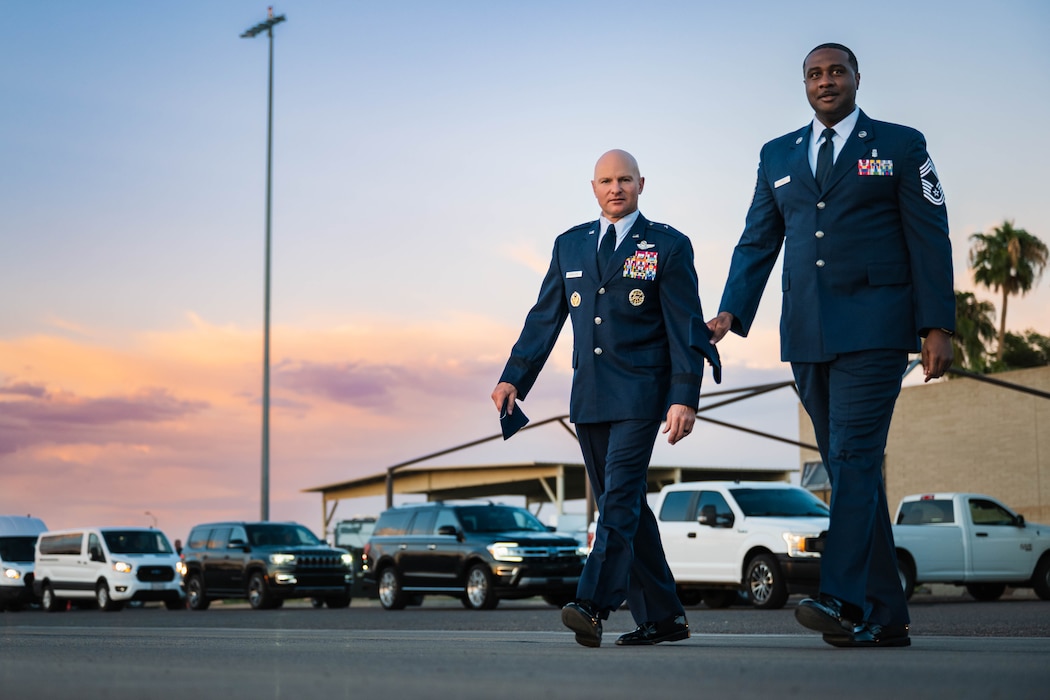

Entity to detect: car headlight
[783,533,822,558]
[270,553,297,565]
[488,542,525,562]
[341,553,353,568]
[113,561,133,574]
[176,561,187,576]
[3,567,22,580]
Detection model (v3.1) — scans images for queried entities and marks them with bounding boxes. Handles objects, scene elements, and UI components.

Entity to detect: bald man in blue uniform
[707,44,954,648]
[492,149,718,648]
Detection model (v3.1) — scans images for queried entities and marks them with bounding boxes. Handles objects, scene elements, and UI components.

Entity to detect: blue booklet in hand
[500,398,529,440]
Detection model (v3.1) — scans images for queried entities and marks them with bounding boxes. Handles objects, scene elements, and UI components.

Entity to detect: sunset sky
[3,1,1048,543]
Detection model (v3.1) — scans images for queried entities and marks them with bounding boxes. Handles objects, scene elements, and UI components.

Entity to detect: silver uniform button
[598,287,606,295]
[594,317,602,325]
[816,259,826,267]
[817,201,826,209]
[594,347,603,355]
[815,230,825,238]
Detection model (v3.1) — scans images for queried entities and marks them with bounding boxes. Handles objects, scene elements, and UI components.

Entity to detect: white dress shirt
[809,106,860,176]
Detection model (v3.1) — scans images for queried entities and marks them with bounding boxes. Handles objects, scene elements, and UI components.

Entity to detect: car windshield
[335,520,376,548]
[246,524,322,547]
[730,488,830,517]
[454,506,547,533]
[0,536,38,562]
[102,530,174,554]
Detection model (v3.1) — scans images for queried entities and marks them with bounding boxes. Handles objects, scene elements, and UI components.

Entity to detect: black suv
[332,517,377,597]
[362,503,585,610]
[179,521,353,610]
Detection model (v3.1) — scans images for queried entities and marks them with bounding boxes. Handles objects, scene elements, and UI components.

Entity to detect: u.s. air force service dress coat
[720,110,955,360]
[499,214,718,423]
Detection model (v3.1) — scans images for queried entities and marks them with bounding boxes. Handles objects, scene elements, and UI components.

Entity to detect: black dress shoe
[616,613,690,646]
[823,622,910,648]
[795,595,857,635]
[561,601,603,648]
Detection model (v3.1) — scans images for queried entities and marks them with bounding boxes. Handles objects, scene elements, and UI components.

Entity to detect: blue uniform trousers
[575,419,682,625]
[792,349,910,627]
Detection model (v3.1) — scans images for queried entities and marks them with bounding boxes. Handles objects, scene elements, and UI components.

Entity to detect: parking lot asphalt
[3,591,1048,699]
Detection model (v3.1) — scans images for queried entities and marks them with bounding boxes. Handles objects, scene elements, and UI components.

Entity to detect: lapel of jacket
[824,110,876,191]
[787,125,820,197]
[600,214,648,284]
[581,220,602,281]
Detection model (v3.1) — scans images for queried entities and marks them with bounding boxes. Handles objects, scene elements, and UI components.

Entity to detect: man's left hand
[663,404,696,445]
[922,329,954,382]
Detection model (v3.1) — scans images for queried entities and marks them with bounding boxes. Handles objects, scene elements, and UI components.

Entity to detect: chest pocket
[622,250,659,281]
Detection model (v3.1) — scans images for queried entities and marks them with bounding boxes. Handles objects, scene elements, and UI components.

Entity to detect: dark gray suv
[179,521,353,610]
[362,503,585,610]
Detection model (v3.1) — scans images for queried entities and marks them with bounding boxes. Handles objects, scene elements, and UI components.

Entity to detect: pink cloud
[0,381,48,398]
[0,385,207,455]
[274,357,502,410]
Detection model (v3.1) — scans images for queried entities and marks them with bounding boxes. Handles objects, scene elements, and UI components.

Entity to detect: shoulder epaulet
[563,221,596,235]
[646,220,681,235]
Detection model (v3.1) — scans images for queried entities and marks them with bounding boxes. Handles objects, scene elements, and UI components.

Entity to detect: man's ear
[638,176,645,194]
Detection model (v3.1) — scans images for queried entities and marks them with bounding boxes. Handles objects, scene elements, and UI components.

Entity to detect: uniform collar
[598,209,641,245]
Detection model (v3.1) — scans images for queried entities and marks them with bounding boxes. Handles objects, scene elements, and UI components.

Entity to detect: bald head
[594,149,640,179]
[592,149,644,222]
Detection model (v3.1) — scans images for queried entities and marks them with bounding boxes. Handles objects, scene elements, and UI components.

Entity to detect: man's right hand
[706,311,735,343]
[491,382,518,412]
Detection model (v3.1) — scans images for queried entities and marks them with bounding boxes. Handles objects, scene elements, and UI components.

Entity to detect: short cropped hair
[805,43,859,73]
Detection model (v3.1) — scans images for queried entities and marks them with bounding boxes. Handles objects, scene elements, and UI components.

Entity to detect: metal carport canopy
[303,462,793,534]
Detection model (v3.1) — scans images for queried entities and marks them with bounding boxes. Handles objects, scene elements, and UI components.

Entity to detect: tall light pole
[241,8,286,521]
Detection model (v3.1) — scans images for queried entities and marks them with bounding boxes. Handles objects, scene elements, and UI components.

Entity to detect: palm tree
[969,221,1048,362]
[952,290,997,372]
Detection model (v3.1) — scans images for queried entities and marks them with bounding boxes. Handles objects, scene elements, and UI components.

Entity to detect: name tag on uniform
[566,270,582,279]
[774,175,791,188]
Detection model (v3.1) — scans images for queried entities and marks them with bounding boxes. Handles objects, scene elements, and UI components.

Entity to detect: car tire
[676,588,703,607]
[700,589,735,609]
[96,581,124,612]
[247,571,275,609]
[745,553,788,609]
[186,574,210,610]
[163,595,185,610]
[325,592,352,609]
[965,582,1006,601]
[1033,557,1050,601]
[41,583,62,613]
[377,566,408,610]
[542,592,575,607]
[464,564,498,610]
[897,555,916,600]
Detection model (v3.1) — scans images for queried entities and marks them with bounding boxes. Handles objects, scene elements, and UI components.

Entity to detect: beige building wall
[798,365,1050,523]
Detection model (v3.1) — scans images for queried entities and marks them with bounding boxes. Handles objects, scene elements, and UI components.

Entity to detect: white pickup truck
[654,481,829,609]
[892,493,1050,601]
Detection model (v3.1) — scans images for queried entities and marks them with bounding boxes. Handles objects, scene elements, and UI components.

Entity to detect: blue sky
[2,1,1048,540]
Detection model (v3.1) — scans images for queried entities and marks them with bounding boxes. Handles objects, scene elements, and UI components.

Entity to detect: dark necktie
[598,224,616,269]
[815,127,835,189]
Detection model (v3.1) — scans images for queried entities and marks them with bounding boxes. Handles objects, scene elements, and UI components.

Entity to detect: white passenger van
[33,527,185,611]
[0,515,48,610]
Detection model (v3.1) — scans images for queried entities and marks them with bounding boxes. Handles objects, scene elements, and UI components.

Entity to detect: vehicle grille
[137,565,176,582]
[519,546,581,561]
[295,554,346,570]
